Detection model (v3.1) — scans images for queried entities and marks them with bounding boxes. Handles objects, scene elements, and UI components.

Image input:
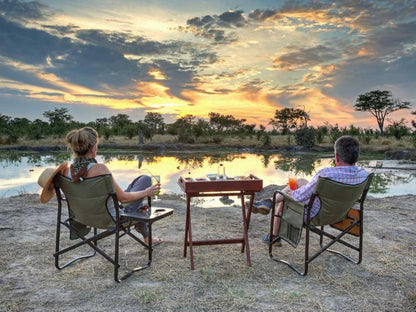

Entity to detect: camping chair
[268,173,373,276]
[53,173,173,282]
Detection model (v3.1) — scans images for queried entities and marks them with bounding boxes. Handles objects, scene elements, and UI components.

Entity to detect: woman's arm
[112,178,159,203]
[87,163,160,203]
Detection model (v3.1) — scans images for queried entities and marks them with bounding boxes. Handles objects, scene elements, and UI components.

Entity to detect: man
[253,135,368,246]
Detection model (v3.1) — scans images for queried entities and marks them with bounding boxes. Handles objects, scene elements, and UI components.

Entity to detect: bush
[294,127,316,148]
[412,132,416,148]
[329,126,342,143]
[359,130,372,145]
[261,133,271,147]
[315,126,328,144]
[212,136,223,144]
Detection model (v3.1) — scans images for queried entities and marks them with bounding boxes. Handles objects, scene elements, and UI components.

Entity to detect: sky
[0,0,415,129]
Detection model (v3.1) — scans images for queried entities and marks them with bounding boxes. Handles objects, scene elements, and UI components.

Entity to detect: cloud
[0,14,212,103]
[0,16,71,65]
[272,45,340,70]
[364,21,416,59]
[42,24,80,36]
[0,0,48,20]
[248,9,281,22]
[177,10,249,44]
[0,61,66,92]
[75,29,191,56]
[0,86,31,96]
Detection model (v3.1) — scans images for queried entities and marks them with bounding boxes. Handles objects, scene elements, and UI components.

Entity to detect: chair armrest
[274,190,304,208]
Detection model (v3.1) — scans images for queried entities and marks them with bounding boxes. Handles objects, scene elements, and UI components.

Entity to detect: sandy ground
[0,190,415,312]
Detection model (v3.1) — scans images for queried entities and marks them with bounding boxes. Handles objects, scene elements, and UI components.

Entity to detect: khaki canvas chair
[268,173,373,276]
[53,173,173,282]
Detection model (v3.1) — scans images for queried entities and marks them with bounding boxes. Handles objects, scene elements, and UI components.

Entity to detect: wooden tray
[178,174,263,193]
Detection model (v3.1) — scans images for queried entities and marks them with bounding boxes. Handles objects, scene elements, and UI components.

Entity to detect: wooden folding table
[177,174,263,270]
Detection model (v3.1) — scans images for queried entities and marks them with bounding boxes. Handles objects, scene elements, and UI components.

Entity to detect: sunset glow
[0,0,414,128]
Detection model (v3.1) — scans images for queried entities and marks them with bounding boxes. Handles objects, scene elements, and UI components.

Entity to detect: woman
[63,126,161,244]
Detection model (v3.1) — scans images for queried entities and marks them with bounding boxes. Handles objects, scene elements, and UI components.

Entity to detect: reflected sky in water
[0,152,415,200]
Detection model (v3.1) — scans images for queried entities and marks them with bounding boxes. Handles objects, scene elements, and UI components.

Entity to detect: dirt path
[0,192,415,311]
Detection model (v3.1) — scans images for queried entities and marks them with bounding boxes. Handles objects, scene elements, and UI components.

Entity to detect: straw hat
[37,162,68,203]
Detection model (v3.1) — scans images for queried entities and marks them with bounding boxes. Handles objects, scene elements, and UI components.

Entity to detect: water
[1,152,415,202]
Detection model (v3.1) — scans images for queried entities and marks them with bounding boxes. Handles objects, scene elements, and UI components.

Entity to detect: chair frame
[268,173,373,276]
[53,173,172,282]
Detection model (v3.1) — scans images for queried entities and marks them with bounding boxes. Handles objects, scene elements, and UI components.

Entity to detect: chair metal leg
[55,203,97,269]
[116,222,153,282]
[268,201,309,276]
[269,226,309,276]
[322,222,363,264]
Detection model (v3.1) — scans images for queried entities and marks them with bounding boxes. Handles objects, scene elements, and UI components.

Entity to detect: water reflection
[274,156,331,176]
[0,151,414,198]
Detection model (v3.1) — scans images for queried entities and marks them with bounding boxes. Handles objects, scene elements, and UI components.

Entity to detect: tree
[144,112,165,134]
[168,114,197,143]
[269,108,310,134]
[0,114,11,135]
[109,114,132,135]
[354,90,410,136]
[411,111,416,148]
[208,112,245,133]
[43,108,73,135]
[294,127,316,148]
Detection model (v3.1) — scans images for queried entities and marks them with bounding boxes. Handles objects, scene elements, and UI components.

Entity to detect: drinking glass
[139,168,161,200]
[218,164,225,180]
[153,175,161,201]
[288,175,298,190]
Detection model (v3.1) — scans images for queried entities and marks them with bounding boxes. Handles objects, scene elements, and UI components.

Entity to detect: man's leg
[271,178,309,237]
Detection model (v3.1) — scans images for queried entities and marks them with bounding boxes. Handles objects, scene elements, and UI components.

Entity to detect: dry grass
[0,193,415,311]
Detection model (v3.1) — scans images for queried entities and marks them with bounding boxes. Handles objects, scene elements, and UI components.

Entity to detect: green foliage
[208,112,246,133]
[412,132,416,148]
[212,136,223,144]
[411,111,416,130]
[260,132,271,147]
[347,124,361,136]
[359,129,372,145]
[294,127,316,148]
[355,90,411,136]
[274,155,322,176]
[315,126,328,144]
[144,112,165,134]
[109,114,132,136]
[101,127,112,140]
[43,108,73,136]
[269,107,310,134]
[124,124,137,139]
[328,124,342,143]
[385,119,410,140]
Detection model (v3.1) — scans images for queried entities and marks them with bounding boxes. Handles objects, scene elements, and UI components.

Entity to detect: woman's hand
[146,183,161,197]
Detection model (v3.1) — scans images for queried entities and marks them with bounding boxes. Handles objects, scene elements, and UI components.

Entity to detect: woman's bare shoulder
[88,163,111,176]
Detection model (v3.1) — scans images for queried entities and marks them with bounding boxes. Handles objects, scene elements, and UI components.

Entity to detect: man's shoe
[252,199,272,215]
[262,233,282,247]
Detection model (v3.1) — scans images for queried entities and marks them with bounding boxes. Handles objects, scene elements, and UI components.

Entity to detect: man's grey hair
[335,136,360,165]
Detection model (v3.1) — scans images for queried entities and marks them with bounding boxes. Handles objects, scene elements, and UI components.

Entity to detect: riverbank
[1,192,415,311]
[1,134,415,158]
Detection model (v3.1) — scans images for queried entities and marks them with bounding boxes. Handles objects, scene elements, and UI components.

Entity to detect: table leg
[246,192,255,230]
[240,194,251,267]
[183,195,195,270]
[183,196,189,258]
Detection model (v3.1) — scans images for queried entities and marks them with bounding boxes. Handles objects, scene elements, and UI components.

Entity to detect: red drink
[289,177,297,190]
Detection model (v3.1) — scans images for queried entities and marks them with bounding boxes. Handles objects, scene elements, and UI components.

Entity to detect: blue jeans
[123,175,152,237]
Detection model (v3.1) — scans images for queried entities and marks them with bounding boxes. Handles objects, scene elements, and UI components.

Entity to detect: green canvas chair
[268,173,373,276]
[53,173,173,282]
